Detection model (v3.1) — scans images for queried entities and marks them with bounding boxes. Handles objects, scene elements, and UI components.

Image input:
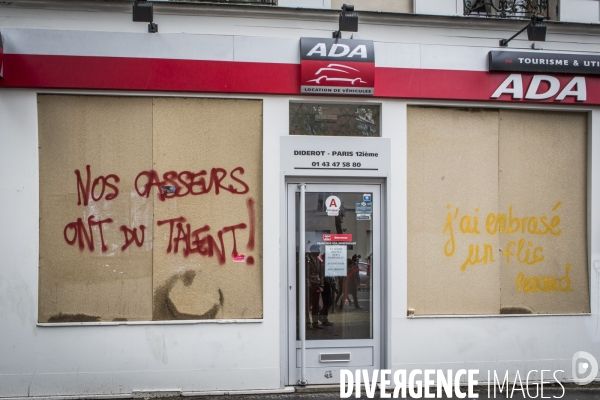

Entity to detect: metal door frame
[284,180,385,386]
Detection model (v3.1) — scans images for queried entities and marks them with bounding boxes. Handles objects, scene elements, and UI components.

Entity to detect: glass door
[287,183,380,385]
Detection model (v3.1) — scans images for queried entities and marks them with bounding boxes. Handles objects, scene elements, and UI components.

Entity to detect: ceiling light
[133,0,158,34]
[333,4,358,39]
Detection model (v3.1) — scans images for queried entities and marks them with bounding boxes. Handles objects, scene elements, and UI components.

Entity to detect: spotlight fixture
[333,4,358,39]
[133,0,158,33]
[500,15,546,47]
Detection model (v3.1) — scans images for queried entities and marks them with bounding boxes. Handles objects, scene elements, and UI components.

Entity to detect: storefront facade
[0,0,599,396]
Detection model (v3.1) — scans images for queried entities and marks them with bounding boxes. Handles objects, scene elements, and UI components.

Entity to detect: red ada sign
[300,37,374,96]
[322,234,353,242]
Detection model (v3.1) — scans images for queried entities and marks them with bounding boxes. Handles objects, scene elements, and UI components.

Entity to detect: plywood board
[407,107,501,315]
[498,110,589,314]
[38,95,153,322]
[151,98,263,320]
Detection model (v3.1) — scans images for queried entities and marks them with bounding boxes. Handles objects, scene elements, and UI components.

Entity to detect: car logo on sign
[307,64,368,85]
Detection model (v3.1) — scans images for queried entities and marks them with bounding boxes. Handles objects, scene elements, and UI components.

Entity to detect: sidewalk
[179,384,600,400]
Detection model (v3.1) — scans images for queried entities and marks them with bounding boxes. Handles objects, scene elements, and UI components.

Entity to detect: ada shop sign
[325,195,341,216]
[491,74,586,102]
[489,50,600,76]
[300,37,374,96]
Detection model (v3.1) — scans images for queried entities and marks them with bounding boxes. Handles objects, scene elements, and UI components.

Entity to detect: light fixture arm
[500,15,545,47]
[499,24,528,47]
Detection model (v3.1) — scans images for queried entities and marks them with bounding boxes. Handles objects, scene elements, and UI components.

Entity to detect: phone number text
[311,162,362,167]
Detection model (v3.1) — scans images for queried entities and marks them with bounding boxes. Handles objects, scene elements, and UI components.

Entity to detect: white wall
[561,0,600,23]
[277,0,332,9]
[414,0,462,16]
[382,99,595,378]
[388,100,600,381]
[0,89,285,396]
[391,97,600,379]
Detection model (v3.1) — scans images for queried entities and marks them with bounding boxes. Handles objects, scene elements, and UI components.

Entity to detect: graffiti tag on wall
[63,165,256,265]
[443,202,574,293]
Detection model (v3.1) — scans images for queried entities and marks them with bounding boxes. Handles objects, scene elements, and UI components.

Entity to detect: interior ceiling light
[500,15,546,47]
[333,4,358,39]
[133,0,158,33]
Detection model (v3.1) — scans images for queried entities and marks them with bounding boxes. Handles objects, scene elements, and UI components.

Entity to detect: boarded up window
[38,95,263,322]
[407,106,589,315]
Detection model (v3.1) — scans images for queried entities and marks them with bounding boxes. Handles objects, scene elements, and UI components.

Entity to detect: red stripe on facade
[374,67,421,98]
[376,67,600,104]
[0,55,299,94]
[232,61,300,94]
[0,37,3,79]
[1,54,599,105]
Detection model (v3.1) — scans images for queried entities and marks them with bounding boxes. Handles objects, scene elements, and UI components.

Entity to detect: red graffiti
[134,167,249,201]
[246,198,255,251]
[65,164,257,265]
[75,165,120,206]
[223,223,246,257]
[64,215,114,252]
[120,225,146,251]
[157,217,251,265]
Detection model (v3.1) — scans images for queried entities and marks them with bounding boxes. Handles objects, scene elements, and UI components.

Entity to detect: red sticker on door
[322,234,353,242]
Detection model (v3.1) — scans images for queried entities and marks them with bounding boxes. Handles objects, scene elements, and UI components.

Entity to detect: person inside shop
[306,244,325,329]
[346,256,362,310]
[366,253,372,291]
[335,274,347,309]
[319,260,335,326]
